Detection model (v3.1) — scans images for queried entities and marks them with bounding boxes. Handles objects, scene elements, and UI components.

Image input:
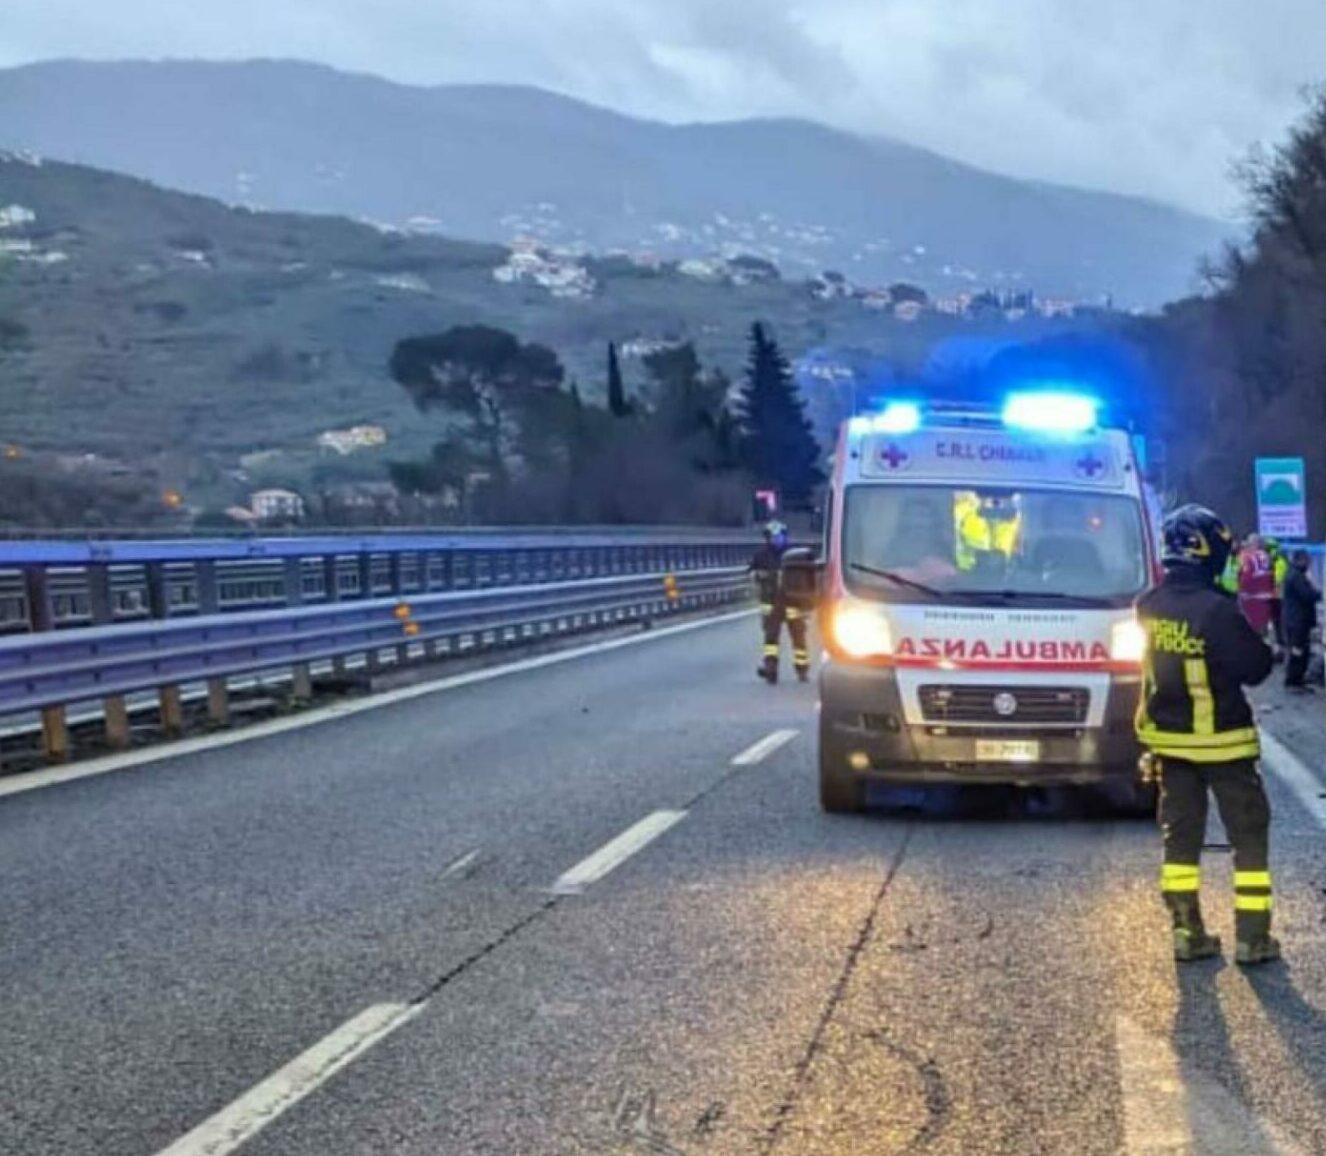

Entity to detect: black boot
[1235,910,1281,966]
[795,665,809,683]
[758,657,778,684]
[1167,894,1221,962]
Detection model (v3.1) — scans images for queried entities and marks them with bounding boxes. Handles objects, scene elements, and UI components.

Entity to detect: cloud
[2,0,1323,216]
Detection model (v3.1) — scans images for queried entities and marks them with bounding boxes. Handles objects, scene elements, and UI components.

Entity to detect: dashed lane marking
[156,1002,423,1156]
[1115,1014,1306,1154]
[551,809,687,895]
[731,728,799,766]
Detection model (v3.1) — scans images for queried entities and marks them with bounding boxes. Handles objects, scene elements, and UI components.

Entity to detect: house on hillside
[317,425,388,456]
[249,488,305,522]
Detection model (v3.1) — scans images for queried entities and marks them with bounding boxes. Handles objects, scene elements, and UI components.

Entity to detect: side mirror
[781,547,824,600]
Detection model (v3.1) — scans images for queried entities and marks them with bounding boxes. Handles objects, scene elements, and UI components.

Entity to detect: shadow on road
[1246,963,1326,1112]
[863,782,1152,824]
[1171,959,1297,1152]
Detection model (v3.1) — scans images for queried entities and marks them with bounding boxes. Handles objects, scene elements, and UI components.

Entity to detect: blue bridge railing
[0,528,758,764]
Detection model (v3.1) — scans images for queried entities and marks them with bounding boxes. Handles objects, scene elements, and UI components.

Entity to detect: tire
[819,720,866,813]
[1106,779,1158,818]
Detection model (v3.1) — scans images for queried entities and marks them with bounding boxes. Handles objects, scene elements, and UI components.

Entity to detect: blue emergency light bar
[871,401,922,434]
[1001,390,1100,434]
[850,390,1101,438]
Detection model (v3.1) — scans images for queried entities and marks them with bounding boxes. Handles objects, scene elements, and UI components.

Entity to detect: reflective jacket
[1136,566,1273,763]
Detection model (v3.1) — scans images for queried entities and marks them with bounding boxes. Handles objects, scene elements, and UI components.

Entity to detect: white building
[316,425,388,456]
[250,488,305,521]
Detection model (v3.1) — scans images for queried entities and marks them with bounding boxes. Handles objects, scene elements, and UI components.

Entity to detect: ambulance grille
[918,685,1089,725]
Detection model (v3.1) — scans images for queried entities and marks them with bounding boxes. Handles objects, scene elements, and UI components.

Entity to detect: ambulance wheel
[819,727,866,814]
[1109,780,1158,817]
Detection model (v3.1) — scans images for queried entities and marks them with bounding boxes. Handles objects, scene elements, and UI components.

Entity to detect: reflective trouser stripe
[1234,870,1272,889]
[1234,869,1272,912]
[786,608,801,620]
[763,644,779,656]
[793,651,809,664]
[1161,864,1201,892]
[760,603,773,614]
[1184,658,1215,735]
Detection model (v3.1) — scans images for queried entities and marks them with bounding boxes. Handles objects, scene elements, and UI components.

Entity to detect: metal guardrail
[0,529,756,635]
[0,553,753,764]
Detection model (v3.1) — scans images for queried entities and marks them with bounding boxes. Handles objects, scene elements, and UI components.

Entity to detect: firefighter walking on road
[1137,505,1279,965]
[750,520,810,684]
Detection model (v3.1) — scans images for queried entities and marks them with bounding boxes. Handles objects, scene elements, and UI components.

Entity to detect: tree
[389,324,567,485]
[607,341,631,417]
[735,322,824,504]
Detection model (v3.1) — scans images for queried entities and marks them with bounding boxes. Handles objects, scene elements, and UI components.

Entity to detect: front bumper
[820,661,1143,785]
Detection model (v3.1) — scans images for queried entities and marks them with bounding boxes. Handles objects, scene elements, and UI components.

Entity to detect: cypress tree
[607,341,631,417]
[736,322,824,504]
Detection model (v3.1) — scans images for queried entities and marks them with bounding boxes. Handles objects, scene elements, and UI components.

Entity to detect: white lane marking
[551,810,687,895]
[156,1002,422,1156]
[1115,1014,1306,1155]
[0,609,754,801]
[1260,732,1326,830]
[731,728,799,766]
[440,848,481,879]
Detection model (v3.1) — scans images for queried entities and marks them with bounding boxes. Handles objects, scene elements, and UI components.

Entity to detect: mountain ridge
[0,58,1231,305]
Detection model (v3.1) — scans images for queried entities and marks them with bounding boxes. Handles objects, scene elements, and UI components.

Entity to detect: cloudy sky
[4,0,1323,217]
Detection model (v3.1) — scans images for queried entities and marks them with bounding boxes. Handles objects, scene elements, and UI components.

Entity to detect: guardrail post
[159,685,184,736]
[193,560,229,716]
[88,565,114,625]
[23,566,52,632]
[146,563,169,620]
[283,557,304,606]
[291,662,313,702]
[104,695,131,749]
[323,556,347,675]
[41,706,69,762]
[206,678,229,727]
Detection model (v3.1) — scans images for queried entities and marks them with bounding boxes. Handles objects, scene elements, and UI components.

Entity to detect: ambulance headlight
[831,600,894,660]
[1110,618,1147,663]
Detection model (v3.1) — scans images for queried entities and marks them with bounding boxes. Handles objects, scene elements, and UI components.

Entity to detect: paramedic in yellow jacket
[955,493,1021,572]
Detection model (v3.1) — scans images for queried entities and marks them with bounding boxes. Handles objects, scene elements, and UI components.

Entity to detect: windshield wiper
[847,561,948,600]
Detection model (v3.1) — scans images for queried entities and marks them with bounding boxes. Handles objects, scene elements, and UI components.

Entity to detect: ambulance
[813,392,1157,812]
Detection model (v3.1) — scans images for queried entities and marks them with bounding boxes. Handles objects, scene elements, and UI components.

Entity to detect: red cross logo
[1075,453,1105,479]
[879,443,910,470]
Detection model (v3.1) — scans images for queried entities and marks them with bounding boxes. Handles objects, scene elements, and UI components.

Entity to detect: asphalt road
[5,613,1326,1155]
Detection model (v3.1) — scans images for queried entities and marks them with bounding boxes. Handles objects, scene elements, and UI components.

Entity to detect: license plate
[975,739,1041,764]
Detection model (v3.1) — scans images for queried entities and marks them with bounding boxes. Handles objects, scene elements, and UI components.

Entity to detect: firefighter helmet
[1162,504,1233,579]
[763,519,789,548]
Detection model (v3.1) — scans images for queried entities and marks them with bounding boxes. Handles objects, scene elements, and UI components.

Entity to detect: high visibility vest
[956,506,1019,571]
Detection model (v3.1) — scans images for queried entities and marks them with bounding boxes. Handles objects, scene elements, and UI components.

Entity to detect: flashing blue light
[871,401,922,435]
[1002,391,1099,434]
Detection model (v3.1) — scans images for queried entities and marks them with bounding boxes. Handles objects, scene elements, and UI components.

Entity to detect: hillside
[0,59,1231,306]
[0,153,1072,482]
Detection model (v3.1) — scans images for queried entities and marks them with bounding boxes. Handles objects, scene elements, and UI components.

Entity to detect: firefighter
[1137,505,1278,965]
[750,520,810,684]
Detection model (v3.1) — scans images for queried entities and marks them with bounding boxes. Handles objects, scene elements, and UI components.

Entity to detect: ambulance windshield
[843,484,1149,605]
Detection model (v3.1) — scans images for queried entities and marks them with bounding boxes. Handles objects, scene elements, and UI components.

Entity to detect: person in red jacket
[1238,533,1276,638]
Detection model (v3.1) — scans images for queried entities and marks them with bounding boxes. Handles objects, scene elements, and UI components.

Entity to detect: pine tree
[607,341,631,417]
[736,322,824,504]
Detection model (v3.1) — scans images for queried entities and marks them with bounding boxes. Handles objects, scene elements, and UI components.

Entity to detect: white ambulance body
[817,394,1155,812]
